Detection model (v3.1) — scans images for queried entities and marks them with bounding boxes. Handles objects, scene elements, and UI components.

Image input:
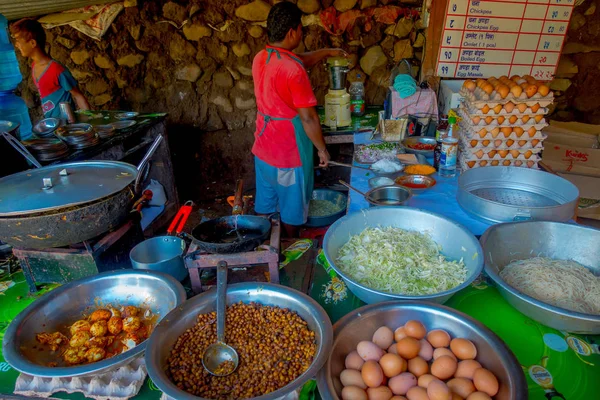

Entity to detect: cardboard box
[438,80,465,115]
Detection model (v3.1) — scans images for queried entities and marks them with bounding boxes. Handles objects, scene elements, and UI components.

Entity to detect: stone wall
[550,0,600,124]
[15,0,425,201]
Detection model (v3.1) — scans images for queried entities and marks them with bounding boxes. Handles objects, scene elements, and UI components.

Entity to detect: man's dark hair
[267,2,302,43]
[10,18,46,50]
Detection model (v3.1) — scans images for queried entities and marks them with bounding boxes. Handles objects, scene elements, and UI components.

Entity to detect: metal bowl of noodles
[306,189,347,227]
[316,301,527,400]
[322,207,483,304]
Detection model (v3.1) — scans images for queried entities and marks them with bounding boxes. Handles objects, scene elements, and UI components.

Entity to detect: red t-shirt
[251,46,318,168]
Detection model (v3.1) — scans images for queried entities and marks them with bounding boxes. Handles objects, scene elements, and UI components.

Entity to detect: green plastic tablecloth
[309,251,600,400]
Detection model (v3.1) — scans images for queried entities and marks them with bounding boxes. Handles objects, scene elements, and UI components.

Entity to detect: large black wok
[0,135,163,249]
[189,215,272,254]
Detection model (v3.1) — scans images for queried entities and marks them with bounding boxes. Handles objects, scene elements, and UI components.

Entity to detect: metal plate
[0,161,138,216]
[111,120,137,130]
[114,112,139,120]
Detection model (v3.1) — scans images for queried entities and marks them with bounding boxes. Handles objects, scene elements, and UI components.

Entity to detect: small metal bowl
[316,301,527,400]
[364,185,412,206]
[395,174,436,194]
[33,118,60,137]
[402,136,437,157]
[94,124,116,139]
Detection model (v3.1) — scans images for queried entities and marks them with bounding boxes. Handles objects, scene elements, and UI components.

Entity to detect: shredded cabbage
[336,227,467,295]
[309,200,342,217]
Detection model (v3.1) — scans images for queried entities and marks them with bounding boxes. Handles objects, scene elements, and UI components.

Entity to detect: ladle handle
[339,180,367,197]
[216,261,228,343]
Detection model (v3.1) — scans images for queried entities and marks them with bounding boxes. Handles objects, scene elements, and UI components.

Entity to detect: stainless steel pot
[316,301,527,400]
[322,207,483,304]
[130,236,188,281]
[145,282,333,400]
[481,221,600,334]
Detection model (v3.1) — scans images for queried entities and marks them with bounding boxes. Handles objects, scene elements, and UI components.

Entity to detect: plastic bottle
[0,13,32,140]
[349,76,365,117]
[439,116,458,177]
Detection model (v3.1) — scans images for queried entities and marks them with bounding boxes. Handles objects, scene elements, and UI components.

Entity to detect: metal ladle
[202,261,239,376]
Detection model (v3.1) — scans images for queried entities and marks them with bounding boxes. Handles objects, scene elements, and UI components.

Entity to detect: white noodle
[499,257,600,315]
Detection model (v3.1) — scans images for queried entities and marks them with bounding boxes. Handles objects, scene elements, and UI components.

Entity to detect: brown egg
[531,103,540,113]
[464,80,476,91]
[447,378,476,398]
[473,368,499,396]
[477,128,487,138]
[470,140,478,147]
[426,330,451,348]
[480,160,488,167]
[484,116,493,124]
[509,115,518,124]
[395,327,408,342]
[391,397,408,400]
[406,386,429,400]
[510,149,520,158]
[450,338,478,360]
[510,74,520,82]
[431,355,457,380]
[418,339,434,361]
[397,337,421,360]
[493,140,502,147]
[481,104,490,114]
[524,150,533,159]
[342,386,368,400]
[466,392,492,400]
[90,309,112,322]
[373,326,395,349]
[538,84,550,96]
[528,127,537,137]
[428,379,452,400]
[474,149,484,159]
[517,103,528,113]
[497,116,505,124]
[520,82,529,90]
[347,350,366,370]
[502,160,511,166]
[467,161,476,168]
[482,140,490,147]
[362,361,384,388]
[452,393,464,400]
[527,160,535,167]
[517,140,527,147]
[482,83,494,95]
[503,102,515,113]
[506,139,515,147]
[501,127,512,138]
[389,372,417,395]
[107,317,123,335]
[514,160,523,166]
[408,357,429,377]
[358,341,385,361]
[525,84,538,98]
[531,139,540,146]
[496,84,509,99]
[388,343,399,355]
[513,127,524,138]
[341,369,367,389]
[404,320,427,340]
[490,160,499,166]
[454,360,481,380]
[507,81,517,88]
[368,386,394,400]
[490,127,500,138]
[534,115,544,123]
[417,374,438,388]
[433,347,456,361]
[521,114,530,124]
[492,104,503,114]
[476,79,486,88]
[487,150,497,158]
[472,116,481,125]
[510,85,522,98]
[380,353,407,378]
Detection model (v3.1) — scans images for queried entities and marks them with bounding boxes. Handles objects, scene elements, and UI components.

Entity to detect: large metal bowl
[145,282,333,400]
[481,221,600,334]
[322,207,483,304]
[316,301,527,400]
[306,188,348,227]
[3,270,186,377]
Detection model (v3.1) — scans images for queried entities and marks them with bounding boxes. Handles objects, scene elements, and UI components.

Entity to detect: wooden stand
[184,217,281,294]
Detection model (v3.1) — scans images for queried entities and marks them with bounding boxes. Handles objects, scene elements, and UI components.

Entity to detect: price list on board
[436,0,575,80]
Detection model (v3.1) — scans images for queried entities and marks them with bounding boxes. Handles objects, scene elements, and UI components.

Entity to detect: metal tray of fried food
[457,166,579,223]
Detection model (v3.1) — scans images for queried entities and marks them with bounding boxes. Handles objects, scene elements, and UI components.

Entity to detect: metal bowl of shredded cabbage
[322,207,483,304]
[306,189,347,227]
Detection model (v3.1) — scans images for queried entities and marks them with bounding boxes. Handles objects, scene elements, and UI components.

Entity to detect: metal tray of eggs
[460,136,546,150]
[460,158,539,170]
[458,108,546,128]
[460,76,553,103]
[462,101,548,117]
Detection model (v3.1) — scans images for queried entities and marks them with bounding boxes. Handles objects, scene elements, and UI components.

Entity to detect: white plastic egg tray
[459,145,542,161]
[460,136,545,150]
[14,358,146,400]
[460,86,553,106]
[460,157,539,170]
[458,108,547,128]
[458,123,546,141]
[461,101,548,117]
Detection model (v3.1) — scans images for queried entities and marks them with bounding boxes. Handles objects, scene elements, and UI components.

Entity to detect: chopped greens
[336,227,467,295]
[309,199,342,217]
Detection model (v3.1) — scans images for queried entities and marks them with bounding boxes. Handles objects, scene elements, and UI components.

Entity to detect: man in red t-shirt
[252,2,347,237]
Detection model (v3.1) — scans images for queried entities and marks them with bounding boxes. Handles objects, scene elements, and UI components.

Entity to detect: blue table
[348,132,492,236]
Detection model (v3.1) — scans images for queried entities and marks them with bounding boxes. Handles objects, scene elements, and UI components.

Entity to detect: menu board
[436,0,575,80]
